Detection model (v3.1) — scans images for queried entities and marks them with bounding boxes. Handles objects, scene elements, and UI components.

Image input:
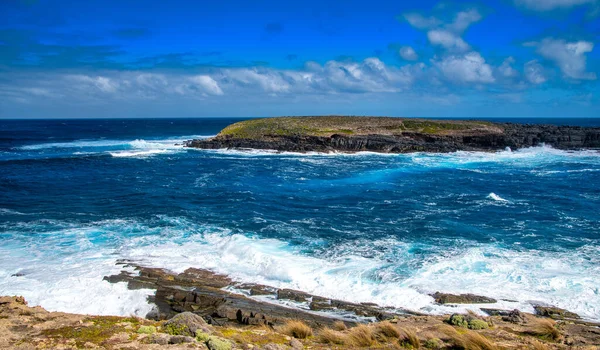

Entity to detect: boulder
[164,311,212,336]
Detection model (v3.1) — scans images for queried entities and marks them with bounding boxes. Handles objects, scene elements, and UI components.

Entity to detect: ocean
[1,118,599,320]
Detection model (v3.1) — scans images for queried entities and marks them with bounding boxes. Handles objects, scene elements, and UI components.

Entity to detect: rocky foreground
[185,117,600,153]
[2,262,599,349]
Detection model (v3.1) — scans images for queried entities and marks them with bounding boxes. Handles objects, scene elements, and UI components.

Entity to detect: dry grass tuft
[346,324,375,347]
[399,327,421,349]
[279,320,313,339]
[527,318,561,342]
[461,331,497,350]
[530,339,551,350]
[332,320,348,331]
[374,321,401,340]
[316,327,346,345]
[438,324,497,350]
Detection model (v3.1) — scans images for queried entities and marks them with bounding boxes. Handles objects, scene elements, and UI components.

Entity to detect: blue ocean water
[1,118,599,319]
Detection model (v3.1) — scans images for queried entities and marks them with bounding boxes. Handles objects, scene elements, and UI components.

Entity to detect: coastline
[2,263,599,349]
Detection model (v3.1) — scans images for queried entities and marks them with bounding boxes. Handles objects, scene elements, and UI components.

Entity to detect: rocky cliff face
[185,123,600,153]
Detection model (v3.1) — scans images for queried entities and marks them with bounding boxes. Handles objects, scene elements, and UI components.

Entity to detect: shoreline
[2,263,599,349]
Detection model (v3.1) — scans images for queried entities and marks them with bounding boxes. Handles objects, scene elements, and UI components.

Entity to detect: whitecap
[487,193,509,202]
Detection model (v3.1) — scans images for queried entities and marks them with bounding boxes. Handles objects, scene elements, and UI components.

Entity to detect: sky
[0,0,599,118]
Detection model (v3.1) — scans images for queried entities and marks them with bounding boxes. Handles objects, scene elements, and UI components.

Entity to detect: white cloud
[524,60,547,84]
[514,0,597,11]
[403,8,481,53]
[2,58,425,105]
[446,9,482,33]
[534,38,596,80]
[427,30,470,52]
[187,75,224,95]
[498,57,519,78]
[398,46,419,61]
[434,52,495,84]
[69,75,119,93]
[403,13,441,29]
[399,46,418,61]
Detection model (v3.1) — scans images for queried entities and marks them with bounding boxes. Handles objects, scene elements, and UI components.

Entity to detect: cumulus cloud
[427,30,470,52]
[402,13,442,29]
[1,58,428,106]
[399,46,419,61]
[498,57,519,78]
[433,52,495,84]
[531,38,596,80]
[524,60,547,84]
[403,8,481,53]
[446,9,483,33]
[514,0,597,11]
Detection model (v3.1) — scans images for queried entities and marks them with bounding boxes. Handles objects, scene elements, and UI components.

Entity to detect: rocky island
[185,116,600,153]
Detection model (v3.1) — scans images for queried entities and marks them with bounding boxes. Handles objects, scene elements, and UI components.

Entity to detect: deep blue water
[1,118,599,319]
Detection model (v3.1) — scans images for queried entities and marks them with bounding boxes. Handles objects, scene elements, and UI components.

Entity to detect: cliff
[185,116,600,153]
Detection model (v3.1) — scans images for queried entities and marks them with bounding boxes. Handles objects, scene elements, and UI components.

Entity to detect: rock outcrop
[185,117,600,153]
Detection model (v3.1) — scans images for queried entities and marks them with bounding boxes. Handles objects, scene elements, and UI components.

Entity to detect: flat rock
[432,292,497,304]
[534,306,580,320]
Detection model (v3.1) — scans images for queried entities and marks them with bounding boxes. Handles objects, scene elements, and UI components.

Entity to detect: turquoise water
[1,118,599,319]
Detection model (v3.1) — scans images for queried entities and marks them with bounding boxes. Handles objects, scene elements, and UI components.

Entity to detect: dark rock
[534,306,580,320]
[277,289,312,302]
[432,292,497,304]
[237,283,277,296]
[11,273,25,277]
[503,309,526,324]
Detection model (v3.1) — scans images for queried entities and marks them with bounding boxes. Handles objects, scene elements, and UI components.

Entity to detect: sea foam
[2,217,598,320]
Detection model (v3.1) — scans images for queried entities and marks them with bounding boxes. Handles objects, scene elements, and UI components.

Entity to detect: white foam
[18,135,213,151]
[487,193,509,202]
[109,149,175,158]
[2,217,599,319]
[113,222,600,320]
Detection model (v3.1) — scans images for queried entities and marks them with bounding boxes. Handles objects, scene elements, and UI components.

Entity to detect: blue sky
[1,0,599,118]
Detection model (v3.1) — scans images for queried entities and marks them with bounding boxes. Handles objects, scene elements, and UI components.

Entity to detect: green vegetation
[196,331,211,342]
[41,316,142,348]
[217,116,499,139]
[137,325,156,334]
[164,322,189,336]
[206,336,232,350]
[448,314,490,330]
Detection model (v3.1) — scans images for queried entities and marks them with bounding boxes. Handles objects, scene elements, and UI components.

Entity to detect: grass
[216,116,500,139]
[399,328,421,349]
[346,324,375,347]
[525,318,562,342]
[41,316,143,348]
[374,321,401,340]
[530,339,551,350]
[278,320,313,339]
[438,325,497,350]
[332,320,347,331]
[317,328,346,345]
[218,327,290,346]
